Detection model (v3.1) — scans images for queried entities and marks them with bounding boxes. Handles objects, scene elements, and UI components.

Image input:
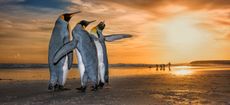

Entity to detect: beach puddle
[172,69,193,75]
[171,66,194,76]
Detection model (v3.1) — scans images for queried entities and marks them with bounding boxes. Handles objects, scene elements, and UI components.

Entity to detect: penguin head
[78,20,96,28]
[90,21,105,36]
[61,11,81,22]
[97,21,106,31]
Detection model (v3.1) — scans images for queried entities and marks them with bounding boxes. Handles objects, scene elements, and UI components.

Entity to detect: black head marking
[97,21,106,30]
[61,11,81,22]
[79,20,96,27]
[63,13,72,22]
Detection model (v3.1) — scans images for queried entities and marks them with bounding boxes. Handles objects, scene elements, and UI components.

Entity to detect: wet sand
[0,67,230,105]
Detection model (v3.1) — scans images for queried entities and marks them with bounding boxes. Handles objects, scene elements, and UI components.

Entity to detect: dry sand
[0,67,230,105]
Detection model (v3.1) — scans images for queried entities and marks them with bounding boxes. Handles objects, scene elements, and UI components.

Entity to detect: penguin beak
[69,11,81,17]
[88,20,96,24]
[85,20,96,27]
[62,11,81,22]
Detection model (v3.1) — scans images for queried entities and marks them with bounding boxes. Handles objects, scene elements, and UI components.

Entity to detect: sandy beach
[0,67,230,105]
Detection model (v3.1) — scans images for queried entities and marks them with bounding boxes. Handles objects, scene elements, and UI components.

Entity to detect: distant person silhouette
[168,62,171,71]
[156,64,159,71]
[160,64,162,71]
[163,64,165,71]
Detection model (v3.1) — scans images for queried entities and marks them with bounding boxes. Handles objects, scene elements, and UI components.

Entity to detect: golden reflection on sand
[172,69,193,76]
[170,66,195,76]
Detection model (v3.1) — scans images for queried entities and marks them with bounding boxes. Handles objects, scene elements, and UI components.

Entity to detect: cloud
[0,0,73,10]
[101,0,230,9]
[177,0,230,9]
[227,33,230,39]
[193,8,230,41]
[0,0,230,63]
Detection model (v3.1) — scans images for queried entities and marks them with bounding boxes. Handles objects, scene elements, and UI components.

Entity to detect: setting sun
[155,12,220,62]
[159,14,210,51]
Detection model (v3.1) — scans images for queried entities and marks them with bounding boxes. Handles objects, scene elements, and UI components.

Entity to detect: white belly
[75,49,85,86]
[61,56,68,85]
[94,40,105,83]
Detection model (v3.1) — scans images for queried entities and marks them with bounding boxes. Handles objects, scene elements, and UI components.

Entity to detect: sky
[0,0,229,64]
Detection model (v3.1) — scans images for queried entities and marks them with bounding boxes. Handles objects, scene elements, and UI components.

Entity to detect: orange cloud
[0,0,230,63]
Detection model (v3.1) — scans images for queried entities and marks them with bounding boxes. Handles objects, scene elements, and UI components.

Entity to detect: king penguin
[90,21,132,88]
[53,20,99,92]
[48,11,80,91]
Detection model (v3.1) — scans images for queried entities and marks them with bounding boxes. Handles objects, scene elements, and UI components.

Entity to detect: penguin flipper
[53,40,78,64]
[67,51,73,70]
[104,34,132,42]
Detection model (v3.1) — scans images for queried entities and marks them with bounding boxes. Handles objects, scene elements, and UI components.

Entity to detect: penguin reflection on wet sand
[90,21,132,88]
[53,20,98,92]
[48,11,80,91]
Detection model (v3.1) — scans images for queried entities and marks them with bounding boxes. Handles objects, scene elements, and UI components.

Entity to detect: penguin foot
[98,82,104,89]
[91,85,98,91]
[48,84,59,91]
[54,84,60,91]
[104,83,111,89]
[58,85,71,91]
[48,84,54,91]
[76,86,86,92]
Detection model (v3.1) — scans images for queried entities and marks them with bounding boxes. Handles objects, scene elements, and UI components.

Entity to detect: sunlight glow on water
[173,66,193,69]
[172,69,193,76]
